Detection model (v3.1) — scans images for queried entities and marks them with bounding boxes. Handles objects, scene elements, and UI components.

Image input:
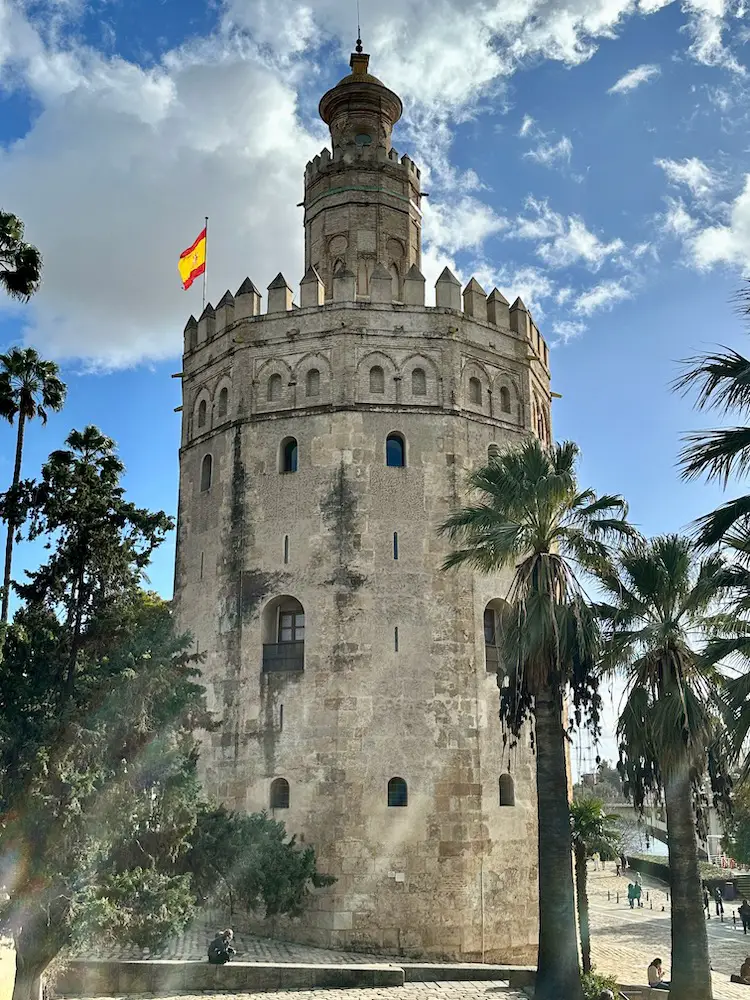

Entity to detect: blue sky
[2,0,750,763]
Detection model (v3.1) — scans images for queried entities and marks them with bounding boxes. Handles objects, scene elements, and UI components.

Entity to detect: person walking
[634,881,643,908]
[592,851,600,871]
[739,898,750,935]
[627,883,636,909]
[715,886,725,919]
[703,885,711,920]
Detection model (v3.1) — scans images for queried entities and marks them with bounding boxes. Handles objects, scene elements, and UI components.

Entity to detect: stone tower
[174,42,552,963]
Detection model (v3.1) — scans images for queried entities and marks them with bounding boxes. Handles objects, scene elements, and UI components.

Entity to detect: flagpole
[202,216,209,311]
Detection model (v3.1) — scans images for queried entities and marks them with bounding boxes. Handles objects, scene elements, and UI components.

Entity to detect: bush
[581,969,619,999]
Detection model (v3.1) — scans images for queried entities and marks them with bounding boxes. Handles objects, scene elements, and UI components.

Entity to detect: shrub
[581,969,619,1000]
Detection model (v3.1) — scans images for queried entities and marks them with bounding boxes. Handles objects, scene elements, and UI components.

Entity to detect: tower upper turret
[304,42,422,302]
[318,47,403,156]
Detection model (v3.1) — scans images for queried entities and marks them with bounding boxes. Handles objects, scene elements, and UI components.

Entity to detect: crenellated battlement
[304,144,421,187]
[183,266,549,368]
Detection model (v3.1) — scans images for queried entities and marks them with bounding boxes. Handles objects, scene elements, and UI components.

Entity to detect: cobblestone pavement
[587,864,750,999]
[69,985,526,1000]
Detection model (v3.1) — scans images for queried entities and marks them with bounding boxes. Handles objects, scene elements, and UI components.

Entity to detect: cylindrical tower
[174,44,553,963]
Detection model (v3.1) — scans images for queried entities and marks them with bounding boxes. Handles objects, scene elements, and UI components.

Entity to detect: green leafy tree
[0,213,41,302]
[723,781,750,865]
[570,797,620,973]
[182,807,335,920]
[0,347,66,623]
[0,432,333,1000]
[440,438,633,1000]
[574,760,625,803]
[12,425,170,690]
[597,534,733,1000]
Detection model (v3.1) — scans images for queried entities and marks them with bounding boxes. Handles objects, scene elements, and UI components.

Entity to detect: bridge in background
[607,801,725,863]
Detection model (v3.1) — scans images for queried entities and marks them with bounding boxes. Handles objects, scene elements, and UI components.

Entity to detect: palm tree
[570,796,620,974]
[0,212,42,301]
[675,281,750,547]
[0,348,66,623]
[440,438,633,1000]
[597,534,733,1000]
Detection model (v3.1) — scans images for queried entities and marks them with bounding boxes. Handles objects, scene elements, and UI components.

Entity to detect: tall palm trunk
[663,758,713,1000]
[2,410,26,623]
[574,842,592,973]
[534,689,583,1000]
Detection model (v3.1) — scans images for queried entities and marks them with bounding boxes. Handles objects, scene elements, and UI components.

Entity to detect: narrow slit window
[218,387,229,418]
[200,552,204,579]
[283,535,290,564]
[488,444,500,462]
[499,386,511,414]
[279,704,284,732]
[197,399,207,428]
[268,373,283,401]
[469,377,482,404]
[393,532,399,560]
[200,454,212,492]
[394,627,399,652]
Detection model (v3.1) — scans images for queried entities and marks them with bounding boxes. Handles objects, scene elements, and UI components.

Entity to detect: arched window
[218,387,229,418]
[197,399,207,428]
[499,386,511,414]
[370,365,385,394]
[488,444,500,462]
[386,433,405,468]
[484,599,509,672]
[411,368,427,396]
[390,263,400,301]
[499,774,515,807]
[306,369,320,398]
[262,596,305,673]
[200,454,212,492]
[469,377,482,404]
[280,437,298,474]
[388,777,408,807]
[270,778,290,810]
[268,373,283,402]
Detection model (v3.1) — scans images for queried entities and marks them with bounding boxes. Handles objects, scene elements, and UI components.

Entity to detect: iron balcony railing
[485,644,502,672]
[263,641,304,673]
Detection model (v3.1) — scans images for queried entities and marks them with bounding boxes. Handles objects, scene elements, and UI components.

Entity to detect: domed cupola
[318,41,403,156]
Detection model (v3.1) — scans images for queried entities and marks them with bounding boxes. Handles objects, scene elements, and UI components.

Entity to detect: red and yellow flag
[178,227,207,290]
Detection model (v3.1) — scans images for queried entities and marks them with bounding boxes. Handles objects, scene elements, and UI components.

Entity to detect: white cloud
[524,135,573,168]
[551,319,587,342]
[688,173,750,268]
[608,63,661,94]
[574,280,632,315]
[515,198,625,270]
[423,197,508,256]
[660,197,697,236]
[518,114,536,136]
[655,156,721,202]
[683,0,746,75]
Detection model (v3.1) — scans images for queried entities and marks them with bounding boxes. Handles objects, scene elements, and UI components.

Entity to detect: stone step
[56,959,537,996]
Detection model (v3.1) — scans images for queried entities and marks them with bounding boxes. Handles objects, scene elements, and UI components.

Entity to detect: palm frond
[679,426,750,485]
[674,347,750,415]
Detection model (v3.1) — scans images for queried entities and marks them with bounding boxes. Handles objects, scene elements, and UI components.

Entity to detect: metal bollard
[646,892,649,901]
[733,912,737,928]
[608,891,611,901]
[650,901,653,910]
[616,892,619,904]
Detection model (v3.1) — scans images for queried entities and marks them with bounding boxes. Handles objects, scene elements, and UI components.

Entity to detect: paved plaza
[6,863,750,999]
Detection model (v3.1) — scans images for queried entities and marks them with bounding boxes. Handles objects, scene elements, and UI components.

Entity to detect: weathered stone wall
[174,296,548,963]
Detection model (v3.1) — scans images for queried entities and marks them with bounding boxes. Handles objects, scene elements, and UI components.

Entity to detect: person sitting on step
[207,928,235,965]
[648,957,670,991]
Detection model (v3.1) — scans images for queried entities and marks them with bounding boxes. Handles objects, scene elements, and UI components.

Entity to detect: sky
[2,0,750,768]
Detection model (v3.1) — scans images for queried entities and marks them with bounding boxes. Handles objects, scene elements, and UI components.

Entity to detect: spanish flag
[178,227,207,290]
